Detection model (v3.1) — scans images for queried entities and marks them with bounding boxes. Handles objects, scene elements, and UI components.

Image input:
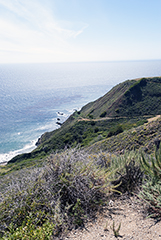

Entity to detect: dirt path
[147,115,161,123]
[66,196,161,240]
[77,116,112,122]
[78,115,161,124]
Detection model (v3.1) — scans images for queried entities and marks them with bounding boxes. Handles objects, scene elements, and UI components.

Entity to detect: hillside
[79,76,161,118]
[87,115,161,154]
[8,76,161,164]
[1,77,161,239]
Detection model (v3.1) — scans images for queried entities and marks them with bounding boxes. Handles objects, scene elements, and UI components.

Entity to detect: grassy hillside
[79,77,161,118]
[8,116,148,165]
[2,115,160,175]
[8,76,161,164]
[79,79,136,118]
[87,116,161,154]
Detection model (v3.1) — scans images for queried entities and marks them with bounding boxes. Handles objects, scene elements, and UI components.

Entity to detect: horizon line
[0,58,161,65]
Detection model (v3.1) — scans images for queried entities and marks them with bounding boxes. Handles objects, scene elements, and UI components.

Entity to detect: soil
[78,115,161,123]
[65,195,161,240]
[147,115,161,123]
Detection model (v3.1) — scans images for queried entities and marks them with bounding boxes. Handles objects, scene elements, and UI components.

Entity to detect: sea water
[0,60,161,163]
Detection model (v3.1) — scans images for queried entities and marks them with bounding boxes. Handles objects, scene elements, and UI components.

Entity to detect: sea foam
[0,140,37,163]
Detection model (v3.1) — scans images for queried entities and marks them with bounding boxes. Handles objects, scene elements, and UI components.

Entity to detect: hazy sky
[0,0,161,64]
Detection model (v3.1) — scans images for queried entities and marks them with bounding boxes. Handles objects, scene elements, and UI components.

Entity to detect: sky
[0,0,161,64]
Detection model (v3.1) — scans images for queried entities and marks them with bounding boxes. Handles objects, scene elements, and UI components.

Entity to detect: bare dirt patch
[77,116,112,122]
[147,115,161,123]
[66,196,161,240]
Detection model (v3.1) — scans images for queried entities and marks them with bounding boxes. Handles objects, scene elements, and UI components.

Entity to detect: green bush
[107,125,123,138]
[88,114,93,119]
[100,111,107,118]
[139,180,161,218]
[139,146,161,218]
[2,218,54,240]
[110,151,143,194]
[140,147,161,183]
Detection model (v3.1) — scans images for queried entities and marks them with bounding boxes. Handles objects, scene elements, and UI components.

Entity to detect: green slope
[79,77,161,118]
[8,76,161,164]
[79,79,136,118]
[86,116,161,154]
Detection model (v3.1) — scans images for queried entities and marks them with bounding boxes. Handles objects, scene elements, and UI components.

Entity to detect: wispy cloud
[0,0,88,63]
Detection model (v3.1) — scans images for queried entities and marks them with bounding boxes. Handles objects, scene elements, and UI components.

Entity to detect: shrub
[139,147,161,218]
[107,125,123,138]
[100,111,107,118]
[110,151,144,194]
[139,180,161,218]
[0,148,117,238]
[2,219,54,240]
[94,127,99,133]
[88,114,93,119]
[140,147,161,183]
[112,160,143,194]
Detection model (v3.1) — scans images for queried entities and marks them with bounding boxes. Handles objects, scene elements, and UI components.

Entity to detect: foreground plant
[0,148,117,239]
[140,180,161,218]
[2,218,54,240]
[140,146,161,183]
[111,221,121,238]
[110,151,144,194]
[139,146,161,218]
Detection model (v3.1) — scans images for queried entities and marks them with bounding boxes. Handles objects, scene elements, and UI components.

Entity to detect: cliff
[8,76,161,164]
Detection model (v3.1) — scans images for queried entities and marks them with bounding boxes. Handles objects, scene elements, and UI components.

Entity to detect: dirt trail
[66,196,161,240]
[147,115,161,123]
[78,115,161,123]
[78,116,112,122]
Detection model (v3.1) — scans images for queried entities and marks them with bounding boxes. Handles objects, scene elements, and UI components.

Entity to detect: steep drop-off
[8,76,161,164]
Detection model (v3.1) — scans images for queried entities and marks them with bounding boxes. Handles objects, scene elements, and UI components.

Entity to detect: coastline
[0,111,71,164]
[1,60,161,165]
[0,140,37,164]
[0,161,7,166]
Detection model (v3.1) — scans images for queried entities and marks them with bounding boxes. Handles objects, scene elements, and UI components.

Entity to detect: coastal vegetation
[1,76,161,239]
[8,76,161,163]
[1,146,161,239]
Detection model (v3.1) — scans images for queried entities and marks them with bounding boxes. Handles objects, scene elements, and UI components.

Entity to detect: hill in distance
[8,76,161,164]
[80,76,161,118]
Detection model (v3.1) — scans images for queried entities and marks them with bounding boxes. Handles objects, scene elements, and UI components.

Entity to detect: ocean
[0,60,161,163]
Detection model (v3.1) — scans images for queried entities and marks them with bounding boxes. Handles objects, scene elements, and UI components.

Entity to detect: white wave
[0,140,37,163]
[35,114,71,132]
[0,109,76,164]
[35,121,59,131]
[65,108,81,114]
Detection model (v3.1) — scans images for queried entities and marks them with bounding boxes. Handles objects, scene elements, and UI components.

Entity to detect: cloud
[0,0,88,63]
